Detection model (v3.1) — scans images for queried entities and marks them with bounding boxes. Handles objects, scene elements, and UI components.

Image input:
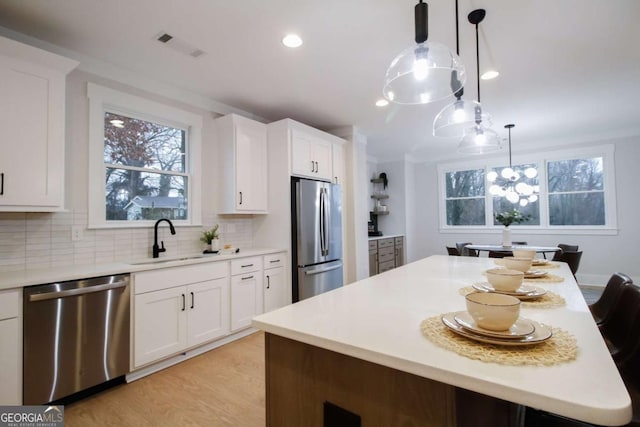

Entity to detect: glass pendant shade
[433,99,492,137]
[383,41,466,105]
[457,124,500,154]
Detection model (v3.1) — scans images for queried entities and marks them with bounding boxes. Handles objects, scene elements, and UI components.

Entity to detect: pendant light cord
[475,20,480,103]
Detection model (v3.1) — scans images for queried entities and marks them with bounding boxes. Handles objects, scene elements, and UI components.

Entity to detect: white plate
[472,282,547,300]
[441,312,553,346]
[531,259,550,266]
[453,311,535,339]
[524,270,548,278]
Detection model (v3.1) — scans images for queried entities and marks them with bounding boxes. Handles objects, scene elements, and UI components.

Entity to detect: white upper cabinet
[0,36,78,211]
[332,143,345,185]
[217,114,268,213]
[291,129,333,181]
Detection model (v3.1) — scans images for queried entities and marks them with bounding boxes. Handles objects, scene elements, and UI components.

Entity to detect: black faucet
[153,218,176,258]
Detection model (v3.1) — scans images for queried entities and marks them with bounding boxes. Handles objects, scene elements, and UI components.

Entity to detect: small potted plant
[200,224,220,252]
[495,209,531,247]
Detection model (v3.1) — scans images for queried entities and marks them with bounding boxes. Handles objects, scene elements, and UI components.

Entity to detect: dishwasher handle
[28,280,128,302]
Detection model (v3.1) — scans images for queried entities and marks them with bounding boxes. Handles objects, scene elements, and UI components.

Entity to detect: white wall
[408,136,640,285]
[0,70,254,272]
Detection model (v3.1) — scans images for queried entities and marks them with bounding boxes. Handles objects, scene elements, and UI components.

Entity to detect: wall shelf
[371,194,389,200]
[371,210,390,216]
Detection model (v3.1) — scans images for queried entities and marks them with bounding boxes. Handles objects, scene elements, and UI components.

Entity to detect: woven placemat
[459,286,565,308]
[420,316,578,366]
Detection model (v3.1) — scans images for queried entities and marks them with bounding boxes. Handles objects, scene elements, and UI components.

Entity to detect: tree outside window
[445,169,486,226]
[103,112,189,221]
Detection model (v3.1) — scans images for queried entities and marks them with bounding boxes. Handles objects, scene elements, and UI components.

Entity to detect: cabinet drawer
[368,241,377,251]
[379,260,395,273]
[378,250,395,264]
[134,262,229,294]
[231,256,263,275]
[395,237,404,246]
[0,289,19,320]
[264,253,285,270]
[377,238,394,249]
[378,246,394,257]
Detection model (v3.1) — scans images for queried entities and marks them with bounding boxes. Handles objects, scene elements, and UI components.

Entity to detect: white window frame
[437,144,617,235]
[87,83,202,228]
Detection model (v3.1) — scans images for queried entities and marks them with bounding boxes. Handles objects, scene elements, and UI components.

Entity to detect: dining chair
[589,273,633,326]
[456,242,478,257]
[599,284,640,362]
[552,244,579,261]
[446,246,461,256]
[511,241,528,246]
[488,251,512,258]
[554,250,582,277]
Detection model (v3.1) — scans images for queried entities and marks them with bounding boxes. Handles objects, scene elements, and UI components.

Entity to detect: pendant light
[457,9,500,154]
[383,1,466,105]
[487,124,539,206]
[433,0,491,138]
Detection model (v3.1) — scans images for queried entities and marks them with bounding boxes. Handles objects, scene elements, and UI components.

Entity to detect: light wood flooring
[64,331,266,427]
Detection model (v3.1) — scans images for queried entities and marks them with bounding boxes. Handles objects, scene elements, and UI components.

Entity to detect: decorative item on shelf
[457,9,500,154]
[371,172,390,215]
[495,209,531,247]
[200,224,220,253]
[382,0,465,105]
[487,124,540,206]
[433,0,492,138]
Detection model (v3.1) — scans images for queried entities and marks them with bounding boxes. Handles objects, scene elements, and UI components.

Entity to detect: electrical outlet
[71,225,83,242]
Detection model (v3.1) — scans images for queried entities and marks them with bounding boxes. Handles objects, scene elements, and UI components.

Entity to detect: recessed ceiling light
[282,34,303,48]
[481,70,500,80]
[375,99,389,107]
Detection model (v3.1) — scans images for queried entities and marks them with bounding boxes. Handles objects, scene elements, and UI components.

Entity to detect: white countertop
[0,248,284,290]
[368,234,404,241]
[252,255,632,426]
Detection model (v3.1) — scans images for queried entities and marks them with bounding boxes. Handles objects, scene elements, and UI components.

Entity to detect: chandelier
[487,124,539,206]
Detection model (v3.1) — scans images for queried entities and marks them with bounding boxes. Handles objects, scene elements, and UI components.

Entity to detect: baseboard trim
[126,328,258,383]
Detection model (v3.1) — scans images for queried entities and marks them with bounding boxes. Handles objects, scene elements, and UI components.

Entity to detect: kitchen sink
[129,255,206,265]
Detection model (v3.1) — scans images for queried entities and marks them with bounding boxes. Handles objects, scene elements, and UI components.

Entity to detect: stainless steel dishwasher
[23,274,130,404]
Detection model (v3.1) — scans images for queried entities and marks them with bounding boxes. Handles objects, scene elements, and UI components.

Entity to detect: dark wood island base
[265,333,521,427]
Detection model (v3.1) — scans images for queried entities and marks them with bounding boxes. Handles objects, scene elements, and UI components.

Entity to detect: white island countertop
[252,255,632,426]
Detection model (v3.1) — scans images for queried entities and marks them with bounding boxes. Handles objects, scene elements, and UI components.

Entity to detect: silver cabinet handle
[241,275,254,280]
[28,280,127,302]
[310,160,314,172]
[241,263,254,268]
[266,275,270,289]
[239,191,243,205]
[269,259,280,263]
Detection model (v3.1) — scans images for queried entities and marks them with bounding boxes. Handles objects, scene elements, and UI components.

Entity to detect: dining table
[466,244,561,256]
[252,255,631,426]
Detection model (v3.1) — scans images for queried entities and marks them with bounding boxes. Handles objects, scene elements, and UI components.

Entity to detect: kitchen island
[252,255,632,426]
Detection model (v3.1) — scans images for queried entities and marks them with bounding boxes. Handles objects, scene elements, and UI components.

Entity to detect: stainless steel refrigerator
[292,177,343,302]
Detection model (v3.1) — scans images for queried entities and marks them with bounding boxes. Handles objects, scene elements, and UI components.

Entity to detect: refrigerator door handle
[319,187,326,256]
[304,264,342,275]
[324,187,330,257]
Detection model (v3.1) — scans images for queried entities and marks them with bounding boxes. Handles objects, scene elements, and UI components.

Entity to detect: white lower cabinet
[264,252,287,312]
[230,257,264,332]
[0,289,21,404]
[133,263,230,368]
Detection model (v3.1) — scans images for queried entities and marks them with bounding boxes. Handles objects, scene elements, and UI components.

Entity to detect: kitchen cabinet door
[217,114,268,213]
[291,129,332,181]
[0,36,77,211]
[230,272,263,332]
[264,265,285,313]
[186,278,230,347]
[331,143,345,185]
[134,287,187,368]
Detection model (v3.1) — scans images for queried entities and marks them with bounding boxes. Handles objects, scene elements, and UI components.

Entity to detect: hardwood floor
[64,331,265,427]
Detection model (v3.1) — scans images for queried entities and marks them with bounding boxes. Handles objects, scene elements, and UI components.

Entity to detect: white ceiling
[0,0,638,162]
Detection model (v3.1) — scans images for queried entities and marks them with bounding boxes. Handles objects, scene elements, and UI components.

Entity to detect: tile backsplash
[0,210,253,272]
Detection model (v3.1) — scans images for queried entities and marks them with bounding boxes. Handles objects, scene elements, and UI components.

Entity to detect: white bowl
[465,292,521,331]
[503,256,533,273]
[513,249,536,259]
[485,268,524,292]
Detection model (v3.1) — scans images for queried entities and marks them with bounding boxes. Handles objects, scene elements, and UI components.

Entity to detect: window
[445,169,485,226]
[547,157,604,226]
[438,145,616,232]
[88,83,202,228]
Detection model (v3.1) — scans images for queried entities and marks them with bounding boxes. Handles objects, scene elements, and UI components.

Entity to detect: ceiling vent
[155,32,205,58]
